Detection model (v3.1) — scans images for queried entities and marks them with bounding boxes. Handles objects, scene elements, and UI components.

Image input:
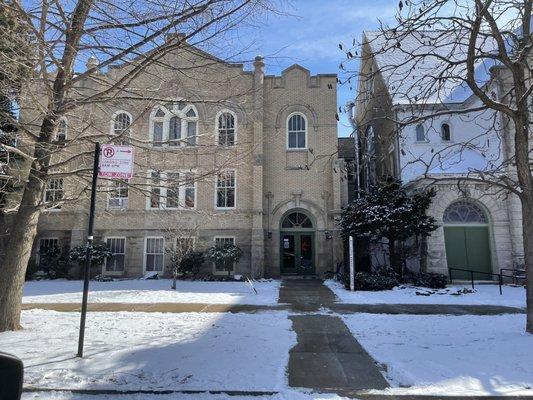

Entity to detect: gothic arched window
[443,201,487,224]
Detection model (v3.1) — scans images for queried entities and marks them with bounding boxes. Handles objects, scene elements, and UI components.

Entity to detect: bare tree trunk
[0,172,45,331]
[172,269,177,290]
[522,198,533,333]
[388,238,397,274]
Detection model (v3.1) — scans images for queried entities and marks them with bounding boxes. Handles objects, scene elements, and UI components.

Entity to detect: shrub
[408,271,448,289]
[207,243,242,276]
[178,251,205,276]
[38,246,71,279]
[344,271,399,291]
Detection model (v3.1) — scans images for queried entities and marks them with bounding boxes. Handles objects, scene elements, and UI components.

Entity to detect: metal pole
[349,236,355,291]
[499,274,503,296]
[77,142,100,358]
[470,271,474,290]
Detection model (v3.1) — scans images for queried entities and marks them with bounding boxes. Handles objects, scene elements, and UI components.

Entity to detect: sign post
[77,143,134,358]
[349,236,355,291]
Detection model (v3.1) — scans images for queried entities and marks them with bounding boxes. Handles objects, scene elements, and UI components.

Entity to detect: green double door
[280,232,315,275]
[444,226,492,280]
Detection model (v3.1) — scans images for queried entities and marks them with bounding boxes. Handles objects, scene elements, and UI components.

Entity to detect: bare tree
[0,0,275,332]
[344,1,532,330]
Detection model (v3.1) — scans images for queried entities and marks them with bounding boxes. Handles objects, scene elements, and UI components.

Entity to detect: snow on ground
[22,391,349,400]
[1,309,295,392]
[22,279,280,305]
[325,279,525,308]
[342,313,533,396]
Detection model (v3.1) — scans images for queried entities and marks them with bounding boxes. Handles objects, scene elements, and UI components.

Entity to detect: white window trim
[44,177,64,212]
[146,170,197,210]
[286,112,308,150]
[212,236,236,275]
[440,121,453,142]
[110,110,133,138]
[214,169,237,210]
[107,180,129,210]
[149,104,199,148]
[103,236,126,276]
[143,236,165,274]
[414,123,429,143]
[215,109,237,147]
[37,237,59,266]
[56,117,68,141]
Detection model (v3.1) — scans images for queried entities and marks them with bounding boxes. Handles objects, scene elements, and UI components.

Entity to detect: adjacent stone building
[352,30,525,279]
[20,38,346,278]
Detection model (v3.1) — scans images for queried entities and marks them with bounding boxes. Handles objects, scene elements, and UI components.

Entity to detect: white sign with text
[98,144,134,180]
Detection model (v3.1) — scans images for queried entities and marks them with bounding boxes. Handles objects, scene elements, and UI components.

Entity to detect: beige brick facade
[25,43,345,278]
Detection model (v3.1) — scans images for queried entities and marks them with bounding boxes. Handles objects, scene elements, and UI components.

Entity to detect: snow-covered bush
[178,251,205,277]
[208,243,242,276]
[345,271,399,291]
[68,243,112,267]
[405,271,448,289]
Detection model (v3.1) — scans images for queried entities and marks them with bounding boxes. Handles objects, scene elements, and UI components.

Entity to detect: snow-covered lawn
[343,313,533,396]
[325,279,525,308]
[1,309,294,392]
[23,279,280,305]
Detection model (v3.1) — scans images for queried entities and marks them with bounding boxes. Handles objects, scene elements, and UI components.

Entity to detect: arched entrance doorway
[443,201,492,280]
[280,210,315,275]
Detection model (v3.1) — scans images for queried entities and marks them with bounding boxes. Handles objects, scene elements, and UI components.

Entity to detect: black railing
[500,268,526,285]
[448,267,503,295]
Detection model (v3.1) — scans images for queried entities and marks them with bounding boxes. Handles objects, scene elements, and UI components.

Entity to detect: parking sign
[98,144,134,180]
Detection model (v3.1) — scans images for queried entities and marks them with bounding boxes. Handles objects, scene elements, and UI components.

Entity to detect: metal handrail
[448,267,503,295]
[500,268,526,286]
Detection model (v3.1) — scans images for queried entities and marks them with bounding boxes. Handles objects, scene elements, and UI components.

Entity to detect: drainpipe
[346,101,361,199]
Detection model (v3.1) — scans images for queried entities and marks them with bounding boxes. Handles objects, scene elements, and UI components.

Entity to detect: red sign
[98,145,134,180]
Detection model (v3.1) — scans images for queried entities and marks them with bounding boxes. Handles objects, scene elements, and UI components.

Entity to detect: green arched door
[280,211,315,276]
[443,201,492,280]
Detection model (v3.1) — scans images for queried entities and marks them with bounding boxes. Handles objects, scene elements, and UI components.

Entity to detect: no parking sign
[98,144,134,180]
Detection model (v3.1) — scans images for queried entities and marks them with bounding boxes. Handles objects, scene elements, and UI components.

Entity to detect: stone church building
[23,38,349,278]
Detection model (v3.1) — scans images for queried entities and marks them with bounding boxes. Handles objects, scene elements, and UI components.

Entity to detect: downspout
[346,101,361,199]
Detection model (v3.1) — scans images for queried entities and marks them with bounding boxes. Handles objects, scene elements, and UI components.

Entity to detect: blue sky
[239,0,398,137]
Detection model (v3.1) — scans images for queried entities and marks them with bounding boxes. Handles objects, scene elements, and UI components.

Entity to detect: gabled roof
[364,30,497,105]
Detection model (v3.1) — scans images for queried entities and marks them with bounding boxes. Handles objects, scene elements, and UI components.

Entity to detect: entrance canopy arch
[280,209,316,276]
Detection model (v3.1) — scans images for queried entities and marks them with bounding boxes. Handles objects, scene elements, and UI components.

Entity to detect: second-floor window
[218,112,236,146]
[108,180,128,209]
[441,123,451,141]
[415,124,426,142]
[148,171,196,210]
[216,170,236,209]
[112,111,132,143]
[44,178,63,209]
[287,113,307,149]
[150,104,198,147]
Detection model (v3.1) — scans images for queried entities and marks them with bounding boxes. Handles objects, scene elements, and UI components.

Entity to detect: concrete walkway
[280,279,390,394]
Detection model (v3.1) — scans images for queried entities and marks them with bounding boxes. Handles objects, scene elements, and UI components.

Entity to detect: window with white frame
[213,237,235,273]
[44,178,63,209]
[287,113,307,149]
[145,237,164,272]
[216,170,235,209]
[441,123,451,141]
[108,180,128,209]
[415,124,426,142]
[105,237,125,272]
[218,112,235,146]
[38,238,59,266]
[57,118,67,141]
[112,111,132,143]
[150,104,198,147]
[148,171,196,210]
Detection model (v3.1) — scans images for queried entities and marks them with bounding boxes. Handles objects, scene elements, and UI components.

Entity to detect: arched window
[443,201,487,224]
[281,211,314,229]
[415,124,426,142]
[287,113,307,149]
[57,118,67,141]
[113,112,131,140]
[441,123,451,141]
[149,104,198,147]
[218,112,235,147]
